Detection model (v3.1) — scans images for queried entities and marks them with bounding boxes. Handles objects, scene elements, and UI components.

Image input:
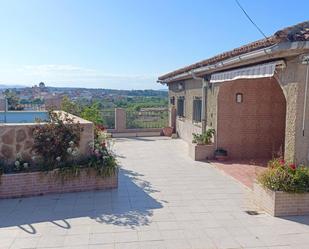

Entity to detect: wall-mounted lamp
[236,93,243,103]
[178,82,184,90]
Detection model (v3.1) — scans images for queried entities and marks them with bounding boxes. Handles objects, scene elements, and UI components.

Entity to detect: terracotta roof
[158,21,309,81]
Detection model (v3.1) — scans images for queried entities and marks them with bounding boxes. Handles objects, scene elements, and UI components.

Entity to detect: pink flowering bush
[87,129,117,177]
[258,158,309,193]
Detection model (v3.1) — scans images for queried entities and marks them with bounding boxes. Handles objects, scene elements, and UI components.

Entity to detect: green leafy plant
[258,158,309,193]
[192,128,215,145]
[80,102,104,125]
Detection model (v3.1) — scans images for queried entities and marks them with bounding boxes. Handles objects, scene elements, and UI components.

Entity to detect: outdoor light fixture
[236,93,243,103]
[178,82,184,90]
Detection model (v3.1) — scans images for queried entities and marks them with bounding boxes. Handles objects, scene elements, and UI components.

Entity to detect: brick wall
[0,169,118,199]
[217,78,286,159]
[253,183,309,216]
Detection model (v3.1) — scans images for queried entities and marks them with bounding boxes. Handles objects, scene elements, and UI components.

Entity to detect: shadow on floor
[0,168,163,232]
[279,215,309,225]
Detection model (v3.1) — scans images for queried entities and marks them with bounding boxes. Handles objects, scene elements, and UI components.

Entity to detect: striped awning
[210,60,285,83]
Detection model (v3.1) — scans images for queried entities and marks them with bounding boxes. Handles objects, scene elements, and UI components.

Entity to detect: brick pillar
[115,108,126,132]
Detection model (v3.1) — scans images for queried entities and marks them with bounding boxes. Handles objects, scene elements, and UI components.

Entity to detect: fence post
[115,108,126,132]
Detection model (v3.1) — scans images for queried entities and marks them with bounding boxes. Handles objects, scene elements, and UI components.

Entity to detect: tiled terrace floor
[1,137,309,249]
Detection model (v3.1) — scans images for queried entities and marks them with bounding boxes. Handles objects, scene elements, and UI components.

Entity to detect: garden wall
[0,112,94,162]
[0,169,118,198]
[253,183,309,216]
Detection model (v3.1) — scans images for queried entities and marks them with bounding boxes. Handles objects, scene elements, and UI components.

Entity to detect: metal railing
[126,109,168,129]
[101,109,115,129]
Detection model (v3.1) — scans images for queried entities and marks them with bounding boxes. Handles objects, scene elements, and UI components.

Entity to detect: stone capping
[253,182,309,216]
[0,169,118,199]
[188,143,215,161]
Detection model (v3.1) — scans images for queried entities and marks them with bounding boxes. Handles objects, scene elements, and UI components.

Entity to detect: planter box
[189,143,215,161]
[0,169,118,199]
[253,182,309,216]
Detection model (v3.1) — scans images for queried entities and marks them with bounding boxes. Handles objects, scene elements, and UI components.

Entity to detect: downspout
[302,56,309,136]
[191,71,208,133]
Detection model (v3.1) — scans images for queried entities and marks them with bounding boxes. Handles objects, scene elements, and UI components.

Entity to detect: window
[236,93,243,103]
[177,97,185,117]
[193,97,202,122]
[170,96,175,105]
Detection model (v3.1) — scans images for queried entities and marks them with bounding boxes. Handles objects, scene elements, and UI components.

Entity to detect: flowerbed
[0,111,118,198]
[258,159,309,193]
[254,159,309,216]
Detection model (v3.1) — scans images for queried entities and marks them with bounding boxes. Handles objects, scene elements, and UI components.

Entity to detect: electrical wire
[235,0,268,39]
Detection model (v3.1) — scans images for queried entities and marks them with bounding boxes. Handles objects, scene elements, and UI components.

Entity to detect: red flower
[96,125,105,131]
[289,163,296,170]
[279,159,285,165]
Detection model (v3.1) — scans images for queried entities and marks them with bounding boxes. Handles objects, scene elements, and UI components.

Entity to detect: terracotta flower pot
[162,127,173,137]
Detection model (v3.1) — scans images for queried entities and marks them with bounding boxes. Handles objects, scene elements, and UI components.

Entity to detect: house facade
[158,21,309,164]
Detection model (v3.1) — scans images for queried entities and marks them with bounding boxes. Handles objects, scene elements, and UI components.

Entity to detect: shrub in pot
[258,158,309,193]
[192,129,215,145]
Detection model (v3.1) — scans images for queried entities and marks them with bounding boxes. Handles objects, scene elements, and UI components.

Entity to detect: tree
[80,102,103,125]
[4,89,22,110]
[61,96,81,115]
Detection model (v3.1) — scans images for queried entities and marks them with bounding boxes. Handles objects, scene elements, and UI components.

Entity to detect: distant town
[0,82,168,112]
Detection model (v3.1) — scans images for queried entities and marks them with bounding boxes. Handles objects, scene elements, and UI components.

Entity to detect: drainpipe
[191,71,208,133]
[302,55,309,136]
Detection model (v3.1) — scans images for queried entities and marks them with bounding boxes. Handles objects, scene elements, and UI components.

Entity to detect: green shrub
[258,158,309,193]
[192,129,215,145]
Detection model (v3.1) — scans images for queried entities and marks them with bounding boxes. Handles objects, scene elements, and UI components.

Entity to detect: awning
[210,60,285,83]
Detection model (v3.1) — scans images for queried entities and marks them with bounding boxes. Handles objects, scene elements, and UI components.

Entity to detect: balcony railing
[101,109,115,129]
[126,110,168,129]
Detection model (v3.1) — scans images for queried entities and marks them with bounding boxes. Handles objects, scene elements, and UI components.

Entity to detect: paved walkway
[1,137,309,249]
[211,160,267,189]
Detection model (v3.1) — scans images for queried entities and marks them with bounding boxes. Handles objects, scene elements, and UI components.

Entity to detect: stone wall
[277,58,309,165]
[0,169,118,199]
[169,79,203,142]
[0,112,94,162]
[253,183,309,216]
[176,118,202,143]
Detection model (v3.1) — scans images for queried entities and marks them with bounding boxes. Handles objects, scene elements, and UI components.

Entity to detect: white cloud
[0,64,162,89]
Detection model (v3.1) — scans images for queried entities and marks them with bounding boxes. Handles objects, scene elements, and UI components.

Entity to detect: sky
[0,0,308,90]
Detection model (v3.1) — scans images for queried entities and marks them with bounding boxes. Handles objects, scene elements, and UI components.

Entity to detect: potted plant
[192,128,215,145]
[214,148,228,161]
[162,126,174,137]
[190,129,215,161]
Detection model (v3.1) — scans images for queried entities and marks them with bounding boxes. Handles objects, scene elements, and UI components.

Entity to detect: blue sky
[0,0,308,89]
